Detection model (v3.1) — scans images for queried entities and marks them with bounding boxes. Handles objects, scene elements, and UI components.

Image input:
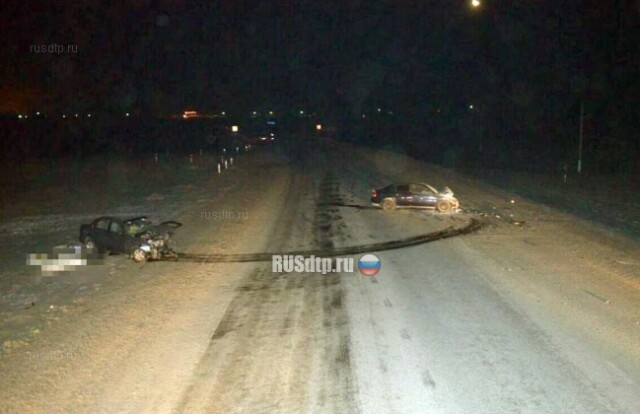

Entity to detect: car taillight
[371,189,378,198]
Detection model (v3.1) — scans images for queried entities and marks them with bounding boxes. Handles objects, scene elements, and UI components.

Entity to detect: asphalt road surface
[1,138,639,413]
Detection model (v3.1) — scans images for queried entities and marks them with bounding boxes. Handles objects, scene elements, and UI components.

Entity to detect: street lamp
[471,0,481,7]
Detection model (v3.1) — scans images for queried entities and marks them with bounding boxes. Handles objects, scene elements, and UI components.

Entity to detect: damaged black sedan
[79,216,181,263]
[371,183,460,212]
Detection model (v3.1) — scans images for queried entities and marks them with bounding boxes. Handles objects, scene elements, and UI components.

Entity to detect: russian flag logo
[358,254,381,276]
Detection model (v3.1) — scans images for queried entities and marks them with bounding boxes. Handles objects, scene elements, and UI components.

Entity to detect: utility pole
[578,101,584,173]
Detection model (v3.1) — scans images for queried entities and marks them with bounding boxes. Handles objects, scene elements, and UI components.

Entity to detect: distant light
[299,110,304,115]
[316,124,322,131]
[63,114,67,118]
[362,114,366,118]
[36,111,40,116]
[221,111,226,116]
[471,0,480,7]
[377,108,381,112]
[183,110,197,119]
[24,115,28,119]
[231,125,239,132]
[269,111,273,116]
[469,105,474,109]
[252,111,257,115]
[126,113,130,117]
[75,113,78,117]
[87,113,91,117]
[18,114,23,119]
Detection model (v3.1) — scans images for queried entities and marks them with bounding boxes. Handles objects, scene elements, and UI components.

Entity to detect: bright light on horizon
[471,0,480,7]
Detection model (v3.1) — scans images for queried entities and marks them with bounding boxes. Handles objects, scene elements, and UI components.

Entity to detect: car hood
[132,220,182,238]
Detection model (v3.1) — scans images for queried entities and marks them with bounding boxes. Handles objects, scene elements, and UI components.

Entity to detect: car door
[92,218,111,248]
[395,184,414,206]
[410,184,438,207]
[105,220,126,252]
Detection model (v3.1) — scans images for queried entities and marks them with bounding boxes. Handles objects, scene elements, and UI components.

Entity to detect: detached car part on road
[79,216,182,263]
[371,183,460,212]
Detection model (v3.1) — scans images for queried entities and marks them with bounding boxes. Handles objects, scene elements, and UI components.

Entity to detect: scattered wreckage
[371,182,460,212]
[79,216,181,263]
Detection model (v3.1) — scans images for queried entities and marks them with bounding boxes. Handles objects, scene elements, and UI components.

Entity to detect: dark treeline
[336,1,639,176]
[0,117,236,161]
[339,99,639,176]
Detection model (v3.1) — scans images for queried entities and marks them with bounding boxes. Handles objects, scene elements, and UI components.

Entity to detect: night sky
[1,1,638,170]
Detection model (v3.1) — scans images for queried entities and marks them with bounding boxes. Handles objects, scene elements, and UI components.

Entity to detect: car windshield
[423,184,439,194]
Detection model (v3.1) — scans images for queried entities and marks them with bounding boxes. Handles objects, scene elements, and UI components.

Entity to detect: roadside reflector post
[189,154,193,164]
[230,157,234,165]
[224,160,228,169]
[223,148,226,154]
[236,147,239,153]
[217,163,221,174]
[154,153,158,163]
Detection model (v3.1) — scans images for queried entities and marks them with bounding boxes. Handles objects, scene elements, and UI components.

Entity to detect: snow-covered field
[0,138,639,413]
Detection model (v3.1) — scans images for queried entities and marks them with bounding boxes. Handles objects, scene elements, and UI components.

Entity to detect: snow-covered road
[1,138,639,413]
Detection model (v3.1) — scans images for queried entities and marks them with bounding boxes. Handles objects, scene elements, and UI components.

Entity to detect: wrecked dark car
[79,216,181,263]
[371,183,460,212]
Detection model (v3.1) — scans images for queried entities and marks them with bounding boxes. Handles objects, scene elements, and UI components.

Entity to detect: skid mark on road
[177,265,356,411]
[170,217,482,263]
[175,166,358,413]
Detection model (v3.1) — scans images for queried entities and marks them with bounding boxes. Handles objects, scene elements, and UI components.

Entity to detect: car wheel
[84,237,96,251]
[436,199,452,213]
[381,198,396,212]
[132,248,147,263]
